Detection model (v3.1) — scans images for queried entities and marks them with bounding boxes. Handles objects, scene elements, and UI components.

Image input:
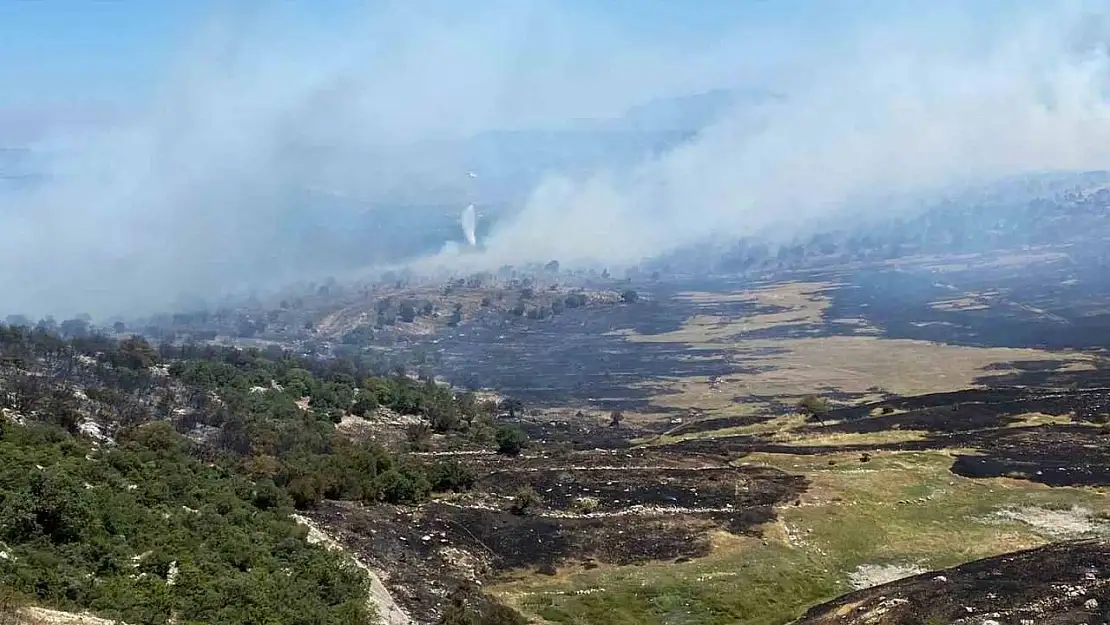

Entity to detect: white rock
[1086,598,1100,610]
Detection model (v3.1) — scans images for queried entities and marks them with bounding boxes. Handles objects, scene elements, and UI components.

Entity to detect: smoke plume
[3,0,1110,317]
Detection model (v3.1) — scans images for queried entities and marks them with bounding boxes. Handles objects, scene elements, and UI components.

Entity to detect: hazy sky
[0,0,1027,128]
[2,0,1109,319]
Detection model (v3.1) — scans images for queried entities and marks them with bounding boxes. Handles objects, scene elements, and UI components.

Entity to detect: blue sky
[1,0,1106,318]
[1,1,207,107]
[0,0,1035,111]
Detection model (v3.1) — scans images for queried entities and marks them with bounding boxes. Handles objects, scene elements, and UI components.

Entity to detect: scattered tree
[508,487,542,515]
[406,422,433,452]
[609,411,624,428]
[798,395,831,422]
[571,496,600,514]
[429,460,476,493]
[495,425,528,456]
[399,301,417,323]
[564,293,587,309]
[499,397,524,418]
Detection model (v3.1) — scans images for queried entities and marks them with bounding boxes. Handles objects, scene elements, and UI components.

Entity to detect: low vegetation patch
[495,450,1110,625]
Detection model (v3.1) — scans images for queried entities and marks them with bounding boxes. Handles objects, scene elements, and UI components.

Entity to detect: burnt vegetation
[5,179,1110,624]
[796,540,1110,625]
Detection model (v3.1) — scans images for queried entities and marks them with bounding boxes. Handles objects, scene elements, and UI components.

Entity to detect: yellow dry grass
[1006,412,1077,427]
[738,336,1086,397]
[632,334,1091,415]
[623,281,1093,409]
[776,429,927,447]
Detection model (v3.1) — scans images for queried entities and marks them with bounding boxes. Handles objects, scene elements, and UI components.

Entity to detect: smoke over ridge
[4,1,1110,317]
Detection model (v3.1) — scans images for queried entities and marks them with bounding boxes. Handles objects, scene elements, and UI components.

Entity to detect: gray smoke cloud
[457,1,1110,270]
[2,0,1110,318]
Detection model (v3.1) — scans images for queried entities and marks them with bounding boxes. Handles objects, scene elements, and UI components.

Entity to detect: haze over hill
[6,1,1110,318]
[13,6,1110,625]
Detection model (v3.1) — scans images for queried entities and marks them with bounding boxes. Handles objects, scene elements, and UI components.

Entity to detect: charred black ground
[307,452,806,623]
[428,249,1110,412]
[796,540,1110,625]
[291,248,1110,624]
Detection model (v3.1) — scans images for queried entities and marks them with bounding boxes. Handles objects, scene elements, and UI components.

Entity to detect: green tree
[399,301,417,323]
[374,468,430,504]
[429,460,476,493]
[495,425,527,456]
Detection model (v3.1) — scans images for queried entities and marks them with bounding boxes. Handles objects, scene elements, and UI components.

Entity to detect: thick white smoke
[457,1,1110,270]
[4,0,1110,316]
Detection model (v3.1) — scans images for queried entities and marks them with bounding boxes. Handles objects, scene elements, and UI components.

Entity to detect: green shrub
[495,425,528,456]
[430,461,477,493]
[0,421,374,625]
[509,487,543,516]
[798,394,830,417]
[571,496,600,514]
[374,468,431,504]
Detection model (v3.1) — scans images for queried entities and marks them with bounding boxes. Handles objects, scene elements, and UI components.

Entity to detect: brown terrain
[265,248,1110,624]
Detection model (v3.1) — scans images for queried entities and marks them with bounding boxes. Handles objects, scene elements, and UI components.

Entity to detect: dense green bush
[0,323,505,624]
[495,425,528,456]
[0,422,373,625]
[429,460,477,493]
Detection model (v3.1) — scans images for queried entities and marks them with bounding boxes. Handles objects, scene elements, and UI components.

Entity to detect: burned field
[312,370,1110,623]
[825,252,1110,350]
[663,413,771,436]
[950,425,1110,487]
[299,250,1110,624]
[656,381,1110,488]
[308,500,729,622]
[434,278,782,411]
[419,250,1110,424]
[795,539,1110,625]
[469,464,802,515]
[306,448,806,623]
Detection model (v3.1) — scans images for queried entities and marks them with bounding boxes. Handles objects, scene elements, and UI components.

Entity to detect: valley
[5,242,1110,625]
[272,246,1110,624]
[10,3,1110,623]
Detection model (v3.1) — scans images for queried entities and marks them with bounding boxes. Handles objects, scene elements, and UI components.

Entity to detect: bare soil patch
[847,563,928,591]
[991,506,1107,540]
